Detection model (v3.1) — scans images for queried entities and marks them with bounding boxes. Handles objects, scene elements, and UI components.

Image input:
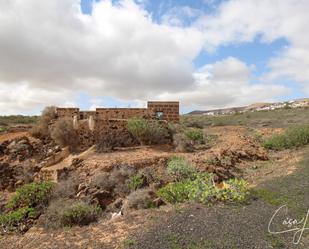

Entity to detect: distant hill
[187,98,309,115]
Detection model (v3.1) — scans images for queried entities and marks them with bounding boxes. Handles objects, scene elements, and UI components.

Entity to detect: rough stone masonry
[54,101,180,148]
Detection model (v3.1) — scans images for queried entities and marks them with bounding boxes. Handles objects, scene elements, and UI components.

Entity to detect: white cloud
[0,0,204,113]
[158,57,289,109]
[161,6,202,26]
[195,0,309,91]
[0,82,74,115]
[0,0,307,114]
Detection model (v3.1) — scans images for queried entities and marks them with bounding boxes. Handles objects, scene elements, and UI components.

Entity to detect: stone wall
[95,108,152,120]
[56,108,80,119]
[147,101,180,122]
[54,101,179,149]
[75,119,138,149]
[55,101,179,123]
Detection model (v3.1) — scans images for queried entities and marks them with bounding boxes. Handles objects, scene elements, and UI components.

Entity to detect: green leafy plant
[263,126,309,150]
[0,207,36,234]
[61,202,101,227]
[184,128,204,142]
[167,156,197,180]
[128,175,144,190]
[127,118,169,145]
[6,182,55,210]
[157,173,249,204]
[157,180,192,204]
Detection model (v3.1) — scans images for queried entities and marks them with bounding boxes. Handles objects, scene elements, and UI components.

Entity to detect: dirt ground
[0,131,30,143]
[1,126,308,249]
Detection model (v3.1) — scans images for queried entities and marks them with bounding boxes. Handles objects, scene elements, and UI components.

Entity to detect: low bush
[51,118,79,151]
[90,165,137,196]
[128,175,144,191]
[6,182,54,210]
[0,207,37,234]
[30,106,56,138]
[90,172,113,191]
[61,202,101,227]
[157,173,249,204]
[44,200,101,229]
[184,128,204,142]
[96,132,121,153]
[127,118,169,145]
[263,126,309,150]
[167,156,197,180]
[53,177,79,199]
[138,166,158,185]
[124,188,156,210]
[173,133,194,152]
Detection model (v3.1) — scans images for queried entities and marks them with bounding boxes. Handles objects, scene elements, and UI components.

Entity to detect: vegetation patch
[184,128,204,143]
[124,188,156,210]
[51,118,79,151]
[157,173,249,204]
[0,115,38,125]
[167,156,197,181]
[0,126,7,133]
[6,182,54,210]
[127,118,169,145]
[30,106,56,138]
[128,175,144,191]
[0,207,37,234]
[263,126,309,150]
[61,202,101,227]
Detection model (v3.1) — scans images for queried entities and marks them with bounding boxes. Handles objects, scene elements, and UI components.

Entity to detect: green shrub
[0,207,36,234]
[6,182,54,210]
[0,126,7,133]
[61,202,101,227]
[167,156,197,180]
[127,118,169,145]
[128,175,144,190]
[157,180,192,204]
[263,126,309,150]
[157,173,249,204]
[184,128,204,142]
[263,134,289,150]
[215,178,250,202]
[0,115,38,125]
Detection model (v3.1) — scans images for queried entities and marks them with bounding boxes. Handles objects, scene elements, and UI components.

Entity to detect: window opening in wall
[155,111,164,120]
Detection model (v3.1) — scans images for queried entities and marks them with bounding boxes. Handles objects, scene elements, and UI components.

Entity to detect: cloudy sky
[0,0,308,114]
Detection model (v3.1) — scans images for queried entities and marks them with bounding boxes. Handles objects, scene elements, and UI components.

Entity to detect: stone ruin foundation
[53,101,180,149]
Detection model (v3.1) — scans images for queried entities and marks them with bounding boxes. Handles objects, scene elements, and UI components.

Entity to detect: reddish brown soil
[0,132,31,143]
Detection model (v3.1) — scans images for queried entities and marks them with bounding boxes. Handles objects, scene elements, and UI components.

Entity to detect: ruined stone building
[54,101,179,148]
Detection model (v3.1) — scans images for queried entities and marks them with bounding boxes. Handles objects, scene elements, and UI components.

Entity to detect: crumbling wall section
[95,108,153,120]
[147,101,180,122]
[54,101,179,148]
[56,108,80,119]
